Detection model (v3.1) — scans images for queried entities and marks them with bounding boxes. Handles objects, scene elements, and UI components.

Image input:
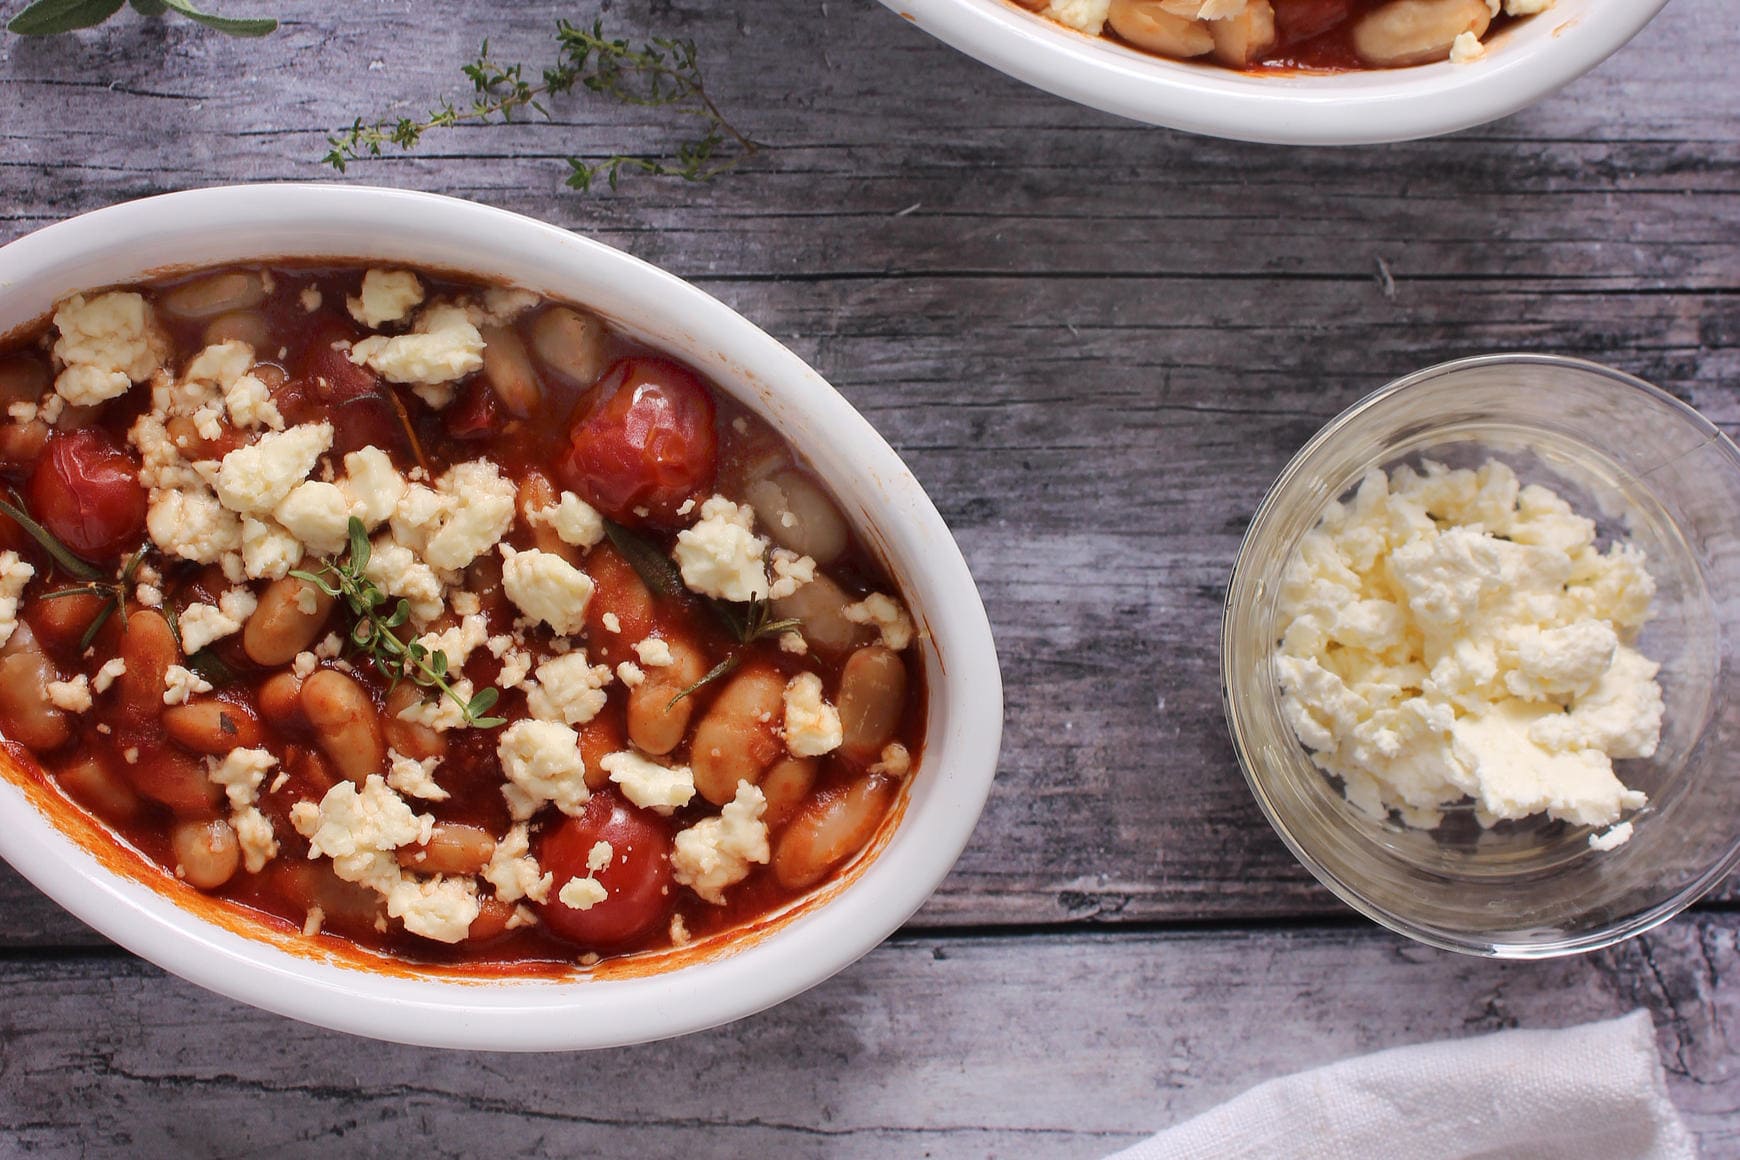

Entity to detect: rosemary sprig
[322,20,759,193]
[602,519,801,708]
[666,597,801,710]
[0,492,104,581]
[163,600,237,687]
[291,517,506,729]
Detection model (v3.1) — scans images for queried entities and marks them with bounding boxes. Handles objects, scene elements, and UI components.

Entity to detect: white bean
[0,623,70,751]
[1107,0,1214,58]
[397,823,496,875]
[300,670,385,785]
[1209,0,1277,67]
[1352,0,1489,67]
[690,666,786,805]
[202,311,271,351]
[159,270,267,321]
[759,757,817,830]
[626,637,708,757]
[164,699,265,754]
[838,646,907,763]
[172,818,240,889]
[770,574,868,658]
[482,324,543,418]
[528,306,609,387]
[773,774,898,891]
[745,470,850,565]
[244,576,335,666]
[56,751,141,822]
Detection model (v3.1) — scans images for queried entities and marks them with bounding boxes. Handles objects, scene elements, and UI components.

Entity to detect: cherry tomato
[558,357,717,524]
[538,790,674,948]
[445,379,501,441]
[297,318,382,406]
[26,429,146,560]
[1273,0,1354,44]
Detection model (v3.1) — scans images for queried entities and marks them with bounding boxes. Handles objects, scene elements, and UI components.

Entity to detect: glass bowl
[1222,354,1740,957]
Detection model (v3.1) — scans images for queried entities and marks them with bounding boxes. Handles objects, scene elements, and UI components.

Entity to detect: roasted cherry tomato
[558,357,717,524]
[296,318,382,406]
[1273,0,1354,44]
[538,790,674,948]
[445,379,501,441]
[26,429,146,560]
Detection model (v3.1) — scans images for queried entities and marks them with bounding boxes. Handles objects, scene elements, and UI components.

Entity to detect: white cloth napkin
[1107,1011,1696,1160]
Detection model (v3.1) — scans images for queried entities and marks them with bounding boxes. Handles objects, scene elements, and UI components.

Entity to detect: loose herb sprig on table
[602,519,799,708]
[8,0,275,37]
[0,490,142,652]
[324,19,759,193]
[292,517,506,729]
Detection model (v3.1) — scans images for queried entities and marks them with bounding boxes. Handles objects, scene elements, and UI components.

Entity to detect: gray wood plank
[0,0,1735,946]
[1,915,1737,1157]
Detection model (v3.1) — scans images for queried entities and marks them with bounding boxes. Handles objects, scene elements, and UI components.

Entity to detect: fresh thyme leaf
[9,0,124,35]
[602,518,685,600]
[301,517,505,730]
[0,493,104,580]
[324,17,759,193]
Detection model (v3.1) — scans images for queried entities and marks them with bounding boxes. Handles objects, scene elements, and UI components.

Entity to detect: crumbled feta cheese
[1043,0,1111,34]
[779,632,808,656]
[1449,30,1486,63]
[558,876,607,911]
[386,749,449,802]
[46,676,93,713]
[338,447,406,530]
[225,373,285,431]
[292,651,318,679]
[842,593,915,651]
[415,612,489,673]
[347,269,425,329]
[601,612,622,634]
[1590,820,1634,852]
[290,775,476,943]
[91,656,126,694]
[299,286,322,313]
[633,638,675,668]
[184,341,283,432]
[363,537,445,625]
[616,661,645,688]
[782,672,843,757]
[147,486,244,564]
[7,401,36,424]
[674,495,770,603]
[1505,0,1551,13]
[870,743,912,778]
[496,719,589,820]
[669,913,691,946]
[240,516,303,580]
[232,806,279,874]
[348,302,484,396]
[52,292,167,405]
[528,490,606,550]
[1275,460,1662,835]
[163,665,213,706]
[498,647,534,690]
[525,651,612,726]
[176,587,258,655]
[768,549,816,600]
[392,677,474,733]
[0,552,34,648]
[586,840,613,872]
[603,750,695,815]
[421,460,516,571]
[671,782,770,905]
[500,546,595,636]
[213,422,333,515]
[273,481,352,556]
[482,822,554,904]
[466,287,542,327]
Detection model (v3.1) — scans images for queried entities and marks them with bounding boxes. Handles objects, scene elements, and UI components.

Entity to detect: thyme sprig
[7,0,275,38]
[601,518,799,708]
[292,517,506,729]
[323,20,759,192]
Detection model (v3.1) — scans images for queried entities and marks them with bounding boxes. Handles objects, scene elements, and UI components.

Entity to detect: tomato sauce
[0,263,928,971]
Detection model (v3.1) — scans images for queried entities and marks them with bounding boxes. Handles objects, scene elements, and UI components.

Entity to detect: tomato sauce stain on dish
[0,264,926,972]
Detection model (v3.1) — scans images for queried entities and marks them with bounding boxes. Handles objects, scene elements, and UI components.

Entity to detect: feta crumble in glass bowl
[1222,354,1740,957]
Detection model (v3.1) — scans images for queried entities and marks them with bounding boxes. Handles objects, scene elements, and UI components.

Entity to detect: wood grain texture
[1,3,1739,1140]
[2,916,1737,1156]
[1,0,1734,941]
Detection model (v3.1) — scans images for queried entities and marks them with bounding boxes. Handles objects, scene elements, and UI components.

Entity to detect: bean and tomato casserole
[1017,0,1545,71]
[0,264,924,967]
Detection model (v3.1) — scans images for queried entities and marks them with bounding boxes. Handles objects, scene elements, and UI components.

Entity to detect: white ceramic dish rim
[880,0,1671,143]
[0,183,1005,1051]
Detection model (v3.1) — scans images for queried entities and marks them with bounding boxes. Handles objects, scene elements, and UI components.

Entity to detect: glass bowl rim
[1220,352,1740,959]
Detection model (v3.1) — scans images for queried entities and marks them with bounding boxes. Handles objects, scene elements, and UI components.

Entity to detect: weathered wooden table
[1,1,1736,1154]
